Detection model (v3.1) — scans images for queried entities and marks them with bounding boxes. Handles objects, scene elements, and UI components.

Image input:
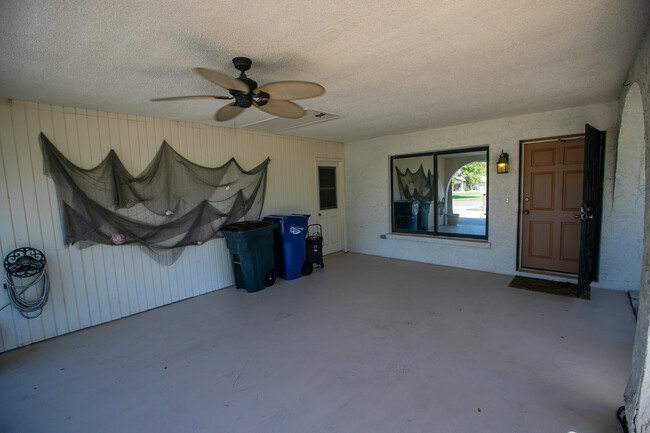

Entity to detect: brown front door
[521,136,585,274]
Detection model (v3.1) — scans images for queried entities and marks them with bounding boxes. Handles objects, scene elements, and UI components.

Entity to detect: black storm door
[577,124,606,297]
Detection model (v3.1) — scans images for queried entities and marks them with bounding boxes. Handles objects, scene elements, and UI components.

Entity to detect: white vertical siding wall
[0,99,343,352]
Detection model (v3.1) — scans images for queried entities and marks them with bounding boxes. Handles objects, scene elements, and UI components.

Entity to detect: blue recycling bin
[263,214,310,280]
[417,201,431,231]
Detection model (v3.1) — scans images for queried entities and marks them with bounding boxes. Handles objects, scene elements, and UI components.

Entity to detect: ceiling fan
[151,57,325,121]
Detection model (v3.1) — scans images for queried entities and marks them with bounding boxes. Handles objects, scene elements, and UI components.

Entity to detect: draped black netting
[395,165,434,201]
[39,133,270,265]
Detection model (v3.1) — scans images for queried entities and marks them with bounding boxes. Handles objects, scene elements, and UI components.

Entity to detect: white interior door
[315,159,345,255]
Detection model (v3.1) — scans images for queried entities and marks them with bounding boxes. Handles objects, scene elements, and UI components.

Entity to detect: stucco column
[624,127,650,429]
[626,272,650,431]
[622,27,650,432]
[622,118,648,430]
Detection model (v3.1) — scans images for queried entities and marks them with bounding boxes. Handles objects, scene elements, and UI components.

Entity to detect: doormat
[509,276,589,300]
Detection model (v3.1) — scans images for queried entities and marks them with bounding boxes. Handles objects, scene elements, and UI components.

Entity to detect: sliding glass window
[390,147,488,239]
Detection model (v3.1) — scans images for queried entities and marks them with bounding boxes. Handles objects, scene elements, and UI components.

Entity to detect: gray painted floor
[0,253,636,433]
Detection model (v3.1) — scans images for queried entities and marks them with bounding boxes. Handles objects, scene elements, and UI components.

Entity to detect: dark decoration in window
[394,165,434,201]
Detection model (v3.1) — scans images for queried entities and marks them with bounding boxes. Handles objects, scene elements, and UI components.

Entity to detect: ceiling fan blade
[215,103,245,121]
[254,81,325,100]
[255,99,305,119]
[194,68,249,93]
[151,95,233,102]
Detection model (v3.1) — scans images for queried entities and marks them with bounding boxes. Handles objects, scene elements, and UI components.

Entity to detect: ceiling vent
[240,109,342,133]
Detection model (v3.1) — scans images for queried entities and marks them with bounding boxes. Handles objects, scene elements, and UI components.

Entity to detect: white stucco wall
[344,102,625,280]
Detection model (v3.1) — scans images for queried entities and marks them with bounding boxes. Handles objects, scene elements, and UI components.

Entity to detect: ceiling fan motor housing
[235,93,253,108]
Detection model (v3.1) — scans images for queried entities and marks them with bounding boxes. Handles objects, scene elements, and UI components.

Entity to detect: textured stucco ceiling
[0,0,648,143]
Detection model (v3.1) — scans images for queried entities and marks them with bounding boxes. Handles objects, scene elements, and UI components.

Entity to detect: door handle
[579,206,593,221]
[523,210,529,215]
[574,214,580,219]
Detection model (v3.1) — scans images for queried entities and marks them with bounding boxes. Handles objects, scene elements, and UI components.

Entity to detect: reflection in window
[390,148,488,239]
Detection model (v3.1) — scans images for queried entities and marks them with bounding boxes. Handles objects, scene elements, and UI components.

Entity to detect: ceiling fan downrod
[231,57,258,101]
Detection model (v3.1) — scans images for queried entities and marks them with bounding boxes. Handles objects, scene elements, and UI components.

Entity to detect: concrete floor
[0,253,636,433]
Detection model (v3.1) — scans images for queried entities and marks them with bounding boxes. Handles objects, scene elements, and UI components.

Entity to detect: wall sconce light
[497,150,509,174]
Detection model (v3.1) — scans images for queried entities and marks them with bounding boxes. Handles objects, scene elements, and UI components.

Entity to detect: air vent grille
[241,109,342,132]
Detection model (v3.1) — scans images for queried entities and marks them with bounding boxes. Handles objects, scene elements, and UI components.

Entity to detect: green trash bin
[393,200,419,230]
[221,221,278,293]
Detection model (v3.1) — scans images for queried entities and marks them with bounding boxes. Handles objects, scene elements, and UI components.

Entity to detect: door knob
[579,206,593,221]
[523,210,529,215]
[574,214,580,219]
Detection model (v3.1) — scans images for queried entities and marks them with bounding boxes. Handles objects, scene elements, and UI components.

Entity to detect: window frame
[390,146,489,240]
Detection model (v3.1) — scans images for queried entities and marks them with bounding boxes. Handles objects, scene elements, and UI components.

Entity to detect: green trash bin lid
[221,221,277,232]
[221,221,277,252]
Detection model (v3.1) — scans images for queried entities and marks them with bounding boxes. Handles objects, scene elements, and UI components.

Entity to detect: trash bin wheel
[301,261,313,276]
[264,270,276,287]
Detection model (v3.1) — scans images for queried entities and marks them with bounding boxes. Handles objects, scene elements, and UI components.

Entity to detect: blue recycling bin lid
[264,214,310,221]
[263,214,310,237]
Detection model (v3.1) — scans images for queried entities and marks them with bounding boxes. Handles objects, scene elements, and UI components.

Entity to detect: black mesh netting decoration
[395,165,434,201]
[39,133,270,265]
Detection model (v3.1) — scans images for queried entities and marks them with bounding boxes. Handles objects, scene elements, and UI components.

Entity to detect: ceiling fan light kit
[152,57,325,122]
